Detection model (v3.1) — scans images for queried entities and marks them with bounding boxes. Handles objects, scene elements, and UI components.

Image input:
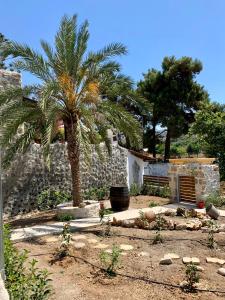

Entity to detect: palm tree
[0,15,141,207]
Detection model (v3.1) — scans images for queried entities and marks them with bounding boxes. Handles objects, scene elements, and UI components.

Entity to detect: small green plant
[142,184,170,198]
[100,245,122,276]
[99,208,113,222]
[37,189,71,211]
[58,223,72,258]
[57,214,74,222]
[207,220,218,249]
[139,210,149,227]
[129,183,141,196]
[205,192,225,209]
[4,225,52,299]
[102,217,112,237]
[153,215,166,244]
[83,186,109,201]
[149,201,158,207]
[184,263,200,292]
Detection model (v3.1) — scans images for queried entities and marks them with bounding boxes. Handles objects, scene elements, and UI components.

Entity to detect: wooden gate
[179,176,196,202]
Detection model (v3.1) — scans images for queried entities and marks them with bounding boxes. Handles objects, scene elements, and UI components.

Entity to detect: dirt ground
[15,225,225,300]
[8,195,170,229]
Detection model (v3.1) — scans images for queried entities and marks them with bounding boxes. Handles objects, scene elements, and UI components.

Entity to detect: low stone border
[57,201,100,219]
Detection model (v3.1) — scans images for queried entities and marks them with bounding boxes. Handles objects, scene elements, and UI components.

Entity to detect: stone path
[11,204,225,241]
[11,206,170,241]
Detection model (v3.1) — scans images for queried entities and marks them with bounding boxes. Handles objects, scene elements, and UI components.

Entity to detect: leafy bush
[184,263,200,292]
[83,186,109,201]
[142,184,170,198]
[4,225,52,299]
[149,201,158,207]
[56,214,74,222]
[129,183,141,196]
[56,223,72,258]
[37,189,71,211]
[205,192,225,209]
[100,245,122,276]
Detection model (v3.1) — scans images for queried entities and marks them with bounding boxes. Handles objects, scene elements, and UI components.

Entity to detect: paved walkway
[11,206,170,242]
[11,203,225,242]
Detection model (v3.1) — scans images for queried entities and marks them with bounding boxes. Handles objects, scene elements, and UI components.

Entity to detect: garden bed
[15,225,225,299]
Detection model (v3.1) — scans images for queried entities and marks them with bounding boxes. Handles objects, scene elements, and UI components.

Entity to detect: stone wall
[0,69,21,89]
[3,143,128,216]
[168,163,220,202]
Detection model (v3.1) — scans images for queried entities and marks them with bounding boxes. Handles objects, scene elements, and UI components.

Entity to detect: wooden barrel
[110,186,130,212]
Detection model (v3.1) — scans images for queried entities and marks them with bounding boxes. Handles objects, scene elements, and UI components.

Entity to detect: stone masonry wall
[2,143,128,216]
[168,163,220,202]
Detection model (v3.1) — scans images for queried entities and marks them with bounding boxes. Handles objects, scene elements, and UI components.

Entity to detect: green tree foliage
[191,102,225,179]
[137,56,207,160]
[0,33,8,69]
[0,15,142,207]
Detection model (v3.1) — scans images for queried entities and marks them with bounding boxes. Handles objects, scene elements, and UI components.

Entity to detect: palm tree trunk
[152,121,156,158]
[64,117,82,207]
[164,127,171,162]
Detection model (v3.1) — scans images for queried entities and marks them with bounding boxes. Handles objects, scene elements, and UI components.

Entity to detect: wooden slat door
[179,176,196,202]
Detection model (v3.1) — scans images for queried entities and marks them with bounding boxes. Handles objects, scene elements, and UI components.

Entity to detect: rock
[164,209,176,217]
[73,242,86,249]
[182,257,200,265]
[121,252,127,256]
[72,234,87,241]
[218,268,225,276]
[120,244,134,251]
[87,238,98,244]
[176,222,187,230]
[206,257,225,265]
[167,220,175,230]
[196,266,204,272]
[160,256,172,265]
[144,211,156,223]
[166,253,180,259]
[93,243,109,249]
[183,257,192,264]
[105,249,112,254]
[192,257,200,265]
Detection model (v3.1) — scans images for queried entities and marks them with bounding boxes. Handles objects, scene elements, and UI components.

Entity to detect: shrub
[129,183,141,196]
[37,189,71,211]
[83,186,109,201]
[149,201,158,207]
[152,215,167,244]
[184,263,200,292]
[4,225,52,299]
[142,184,170,198]
[56,223,72,259]
[100,245,122,276]
[56,214,74,222]
[207,220,218,249]
[205,192,225,209]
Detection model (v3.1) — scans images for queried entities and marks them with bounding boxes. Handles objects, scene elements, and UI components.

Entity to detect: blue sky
[1,0,225,103]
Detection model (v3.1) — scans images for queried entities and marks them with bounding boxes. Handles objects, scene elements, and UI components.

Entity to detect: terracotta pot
[197,201,205,209]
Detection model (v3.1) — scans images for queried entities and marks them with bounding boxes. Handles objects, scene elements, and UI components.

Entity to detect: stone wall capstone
[3,143,128,216]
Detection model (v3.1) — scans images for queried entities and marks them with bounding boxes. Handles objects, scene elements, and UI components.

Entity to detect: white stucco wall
[127,152,148,188]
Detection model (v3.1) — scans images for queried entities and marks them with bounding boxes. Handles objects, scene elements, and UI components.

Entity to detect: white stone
[218,268,225,276]
[166,253,180,259]
[73,242,86,249]
[57,201,100,219]
[192,257,200,265]
[160,256,172,265]
[182,257,192,264]
[105,249,112,254]
[120,244,134,251]
[206,257,225,265]
[196,266,204,272]
[87,238,98,244]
